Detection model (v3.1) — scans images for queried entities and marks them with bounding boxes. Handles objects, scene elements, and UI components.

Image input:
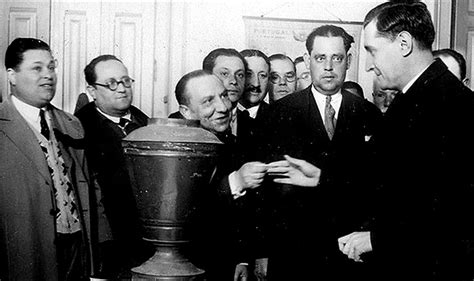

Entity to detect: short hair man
[175,70,267,281]
[433,48,469,86]
[294,56,312,91]
[170,48,246,137]
[371,78,399,114]
[254,25,381,280]
[342,80,365,99]
[0,38,104,280]
[338,3,474,280]
[76,54,150,278]
[268,54,297,102]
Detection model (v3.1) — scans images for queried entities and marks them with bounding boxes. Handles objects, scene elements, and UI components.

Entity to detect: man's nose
[324,59,333,71]
[365,56,374,72]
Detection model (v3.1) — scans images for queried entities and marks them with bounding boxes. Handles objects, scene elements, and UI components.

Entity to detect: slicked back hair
[175,69,214,106]
[5,38,51,70]
[433,48,467,80]
[240,49,270,68]
[84,54,123,86]
[202,48,248,72]
[305,25,354,54]
[268,54,295,72]
[363,2,435,51]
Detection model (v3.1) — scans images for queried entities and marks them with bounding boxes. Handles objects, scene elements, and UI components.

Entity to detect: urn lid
[123,118,222,144]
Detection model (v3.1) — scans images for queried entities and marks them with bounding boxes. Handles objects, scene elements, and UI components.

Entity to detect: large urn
[122,118,222,280]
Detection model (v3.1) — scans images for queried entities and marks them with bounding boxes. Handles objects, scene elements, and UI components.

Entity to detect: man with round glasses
[268,54,297,103]
[75,54,151,279]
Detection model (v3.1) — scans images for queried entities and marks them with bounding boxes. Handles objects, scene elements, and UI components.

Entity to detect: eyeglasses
[94,77,135,91]
[270,72,296,84]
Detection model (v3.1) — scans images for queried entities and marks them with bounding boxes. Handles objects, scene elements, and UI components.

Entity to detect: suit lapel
[304,89,329,142]
[0,100,52,184]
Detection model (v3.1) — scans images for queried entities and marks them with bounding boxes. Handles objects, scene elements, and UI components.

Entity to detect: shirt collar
[237,102,260,119]
[401,63,431,94]
[11,95,44,130]
[95,106,131,123]
[311,85,342,104]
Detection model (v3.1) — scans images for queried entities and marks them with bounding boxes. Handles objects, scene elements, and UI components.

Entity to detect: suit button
[50,208,58,216]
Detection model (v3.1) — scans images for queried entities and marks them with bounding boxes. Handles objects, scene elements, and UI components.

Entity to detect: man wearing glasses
[75,54,151,279]
[267,54,297,103]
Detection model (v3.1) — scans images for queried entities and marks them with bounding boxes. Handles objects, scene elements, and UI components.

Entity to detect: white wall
[165,0,445,111]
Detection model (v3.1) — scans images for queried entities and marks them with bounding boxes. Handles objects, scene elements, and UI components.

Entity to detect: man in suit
[0,38,106,281]
[169,48,247,137]
[254,25,381,281]
[75,54,151,278]
[338,2,474,280]
[294,56,312,92]
[175,69,268,281]
[433,48,469,86]
[267,54,297,103]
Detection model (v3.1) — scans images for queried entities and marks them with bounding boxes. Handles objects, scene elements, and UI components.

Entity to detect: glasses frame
[270,72,296,84]
[94,77,135,91]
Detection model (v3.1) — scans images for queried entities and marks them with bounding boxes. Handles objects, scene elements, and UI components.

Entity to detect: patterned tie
[324,95,336,140]
[39,109,50,140]
[38,110,81,234]
[119,117,140,135]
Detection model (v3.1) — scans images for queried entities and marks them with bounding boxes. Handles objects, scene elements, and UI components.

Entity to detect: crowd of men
[1,2,474,281]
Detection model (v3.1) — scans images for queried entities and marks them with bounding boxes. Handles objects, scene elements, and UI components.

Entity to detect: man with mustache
[237,49,270,162]
[253,25,381,281]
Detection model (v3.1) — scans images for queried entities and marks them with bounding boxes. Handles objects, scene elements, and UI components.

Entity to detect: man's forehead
[22,49,53,62]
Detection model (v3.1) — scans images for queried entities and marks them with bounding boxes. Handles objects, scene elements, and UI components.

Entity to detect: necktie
[324,95,336,140]
[119,117,140,135]
[39,109,50,140]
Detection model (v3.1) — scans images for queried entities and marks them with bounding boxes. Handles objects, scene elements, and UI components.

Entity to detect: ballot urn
[122,118,222,280]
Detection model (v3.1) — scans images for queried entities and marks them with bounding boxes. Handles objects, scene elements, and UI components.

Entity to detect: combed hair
[202,48,248,72]
[305,25,354,54]
[268,53,295,72]
[294,56,305,64]
[5,38,51,70]
[175,69,213,106]
[433,48,467,80]
[240,49,270,68]
[363,2,435,50]
[84,54,122,86]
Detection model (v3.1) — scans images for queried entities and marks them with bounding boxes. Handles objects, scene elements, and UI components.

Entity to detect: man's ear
[346,53,352,70]
[303,53,310,69]
[179,104,192,119]
[6,68,16,86]
[398,31,413,57]
[86,85,97,100]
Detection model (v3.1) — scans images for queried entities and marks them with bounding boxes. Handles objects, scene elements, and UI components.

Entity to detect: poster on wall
[243,16,363,82]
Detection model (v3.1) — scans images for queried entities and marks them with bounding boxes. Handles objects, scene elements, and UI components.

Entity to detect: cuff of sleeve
[229,171,247,199]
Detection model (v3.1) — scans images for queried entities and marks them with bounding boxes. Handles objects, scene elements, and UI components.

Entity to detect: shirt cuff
[229,171,247,199]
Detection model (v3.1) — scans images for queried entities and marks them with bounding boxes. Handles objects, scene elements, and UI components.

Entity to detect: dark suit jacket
[368,59,474,280]
[75,102,149,244]
[166,113,252,280]
[0,99,105,281]
[236,102,269,164]
[256,87,382,280]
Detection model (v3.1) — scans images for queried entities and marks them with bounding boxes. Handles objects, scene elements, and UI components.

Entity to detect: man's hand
[236,162,268,190]
[234,263,248,281]
[267,155,321,187]
[254,258,268,281]
[338,231,372,262]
